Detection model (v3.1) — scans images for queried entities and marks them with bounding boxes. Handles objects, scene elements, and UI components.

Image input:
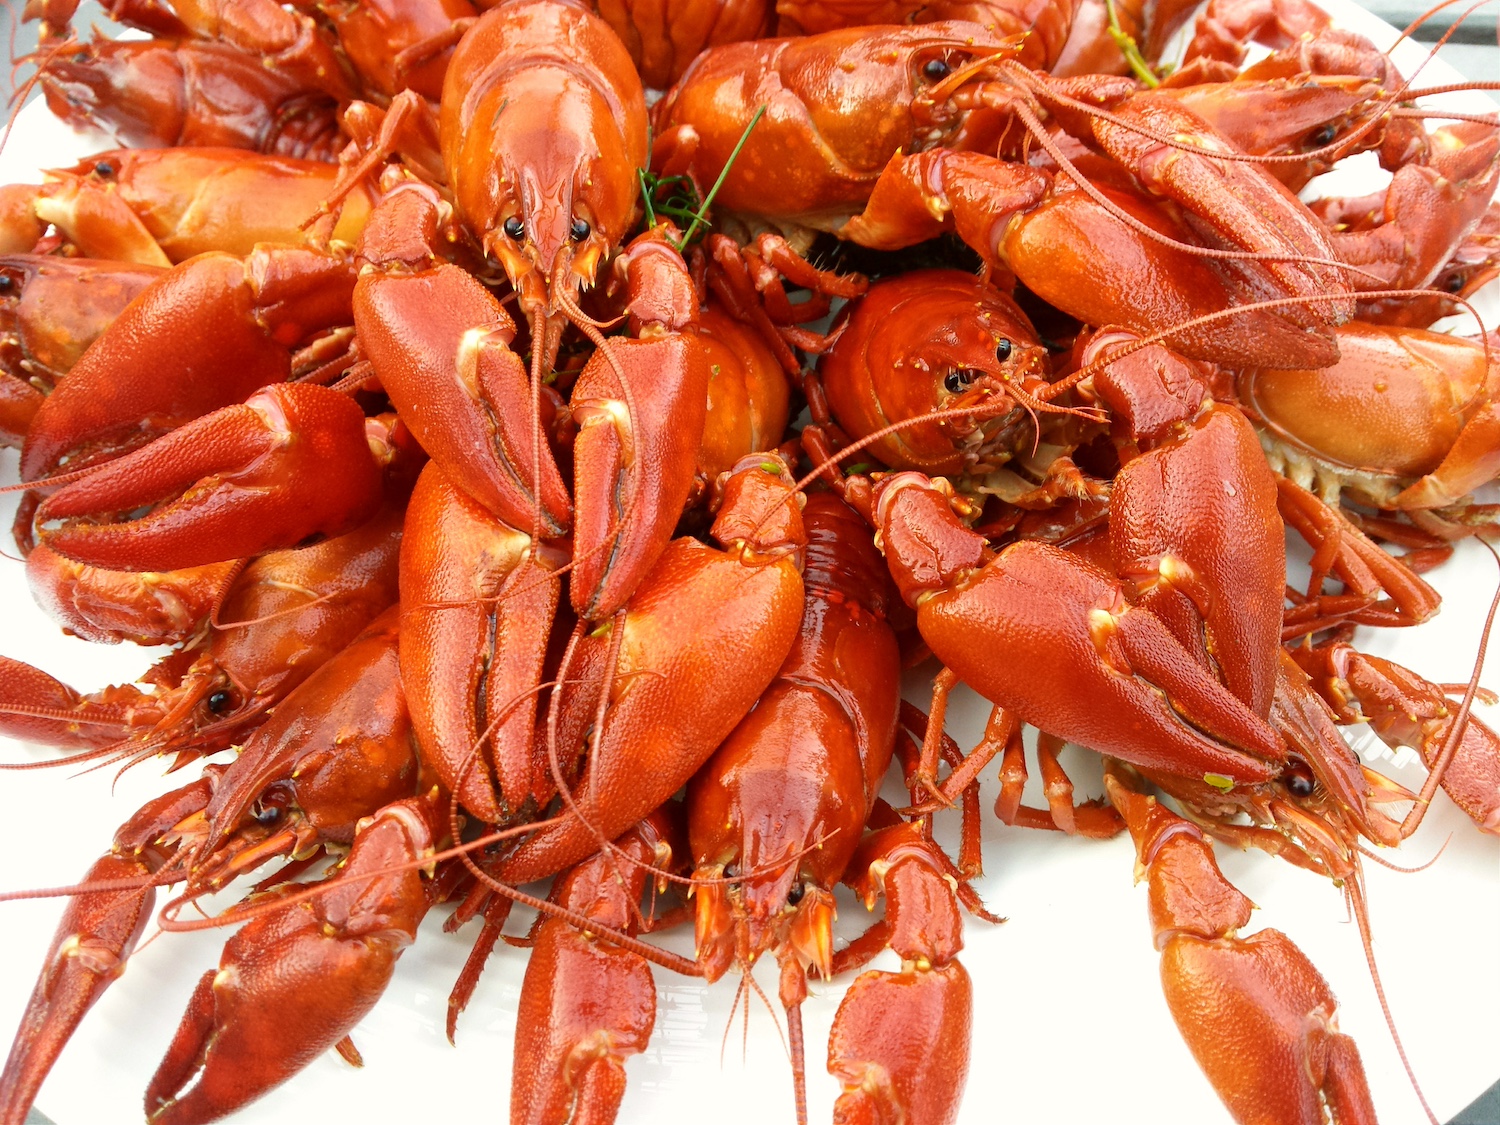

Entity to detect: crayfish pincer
[349,0,715,615]
[0,608,424,1125]
[143,795,441,1125]
[492,453,809,885]
[32,382,383,573]
[1106,769,1380,1125]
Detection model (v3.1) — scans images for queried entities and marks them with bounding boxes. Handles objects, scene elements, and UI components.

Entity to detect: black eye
[503,216,525,240]
[922,58,950,81]
[569,217,591,241]
[0,276,12,293]
[722,863,740,880]
[93,161,114,178]
[250,796,284,825]
[1442,272,1465,293]
[1307,124,1338,149]
[1284,757,1316,798]
[995,338,1013,362]
[944,369,974,393]
[72,50,91,63]
[786,882,805,905]
[206,690,233,714]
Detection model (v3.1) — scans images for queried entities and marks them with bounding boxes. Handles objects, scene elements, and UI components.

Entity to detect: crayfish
[0,0,1499,1123]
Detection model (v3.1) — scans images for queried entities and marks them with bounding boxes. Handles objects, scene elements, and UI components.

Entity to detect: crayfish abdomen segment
[1238,320,1494,503]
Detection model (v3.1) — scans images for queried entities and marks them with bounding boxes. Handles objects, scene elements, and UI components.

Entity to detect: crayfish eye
[722,862,740,880]
[569,217,591,241]
[1306,123,1338,150]
[1284,756,1316,798]
[92,161,115,179]
[0,275,12,293]
[72,50,90,63]
[944,369,974,393]
[1442,271,1466,293]
[503,215,525,240]
[786,882,805,905]
[995,338,1013,363]
[922,58,951,81]
[206,689,233,714]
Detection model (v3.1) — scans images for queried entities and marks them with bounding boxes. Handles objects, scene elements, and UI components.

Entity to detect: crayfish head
[1167,76,1392,191]
[690,858,837,985]
[34,37,182,149]
[459,76,640,322]
[880,24,1022,147]
[820,269,1049,477]
[443,0,648,318]
[0,258,38,324]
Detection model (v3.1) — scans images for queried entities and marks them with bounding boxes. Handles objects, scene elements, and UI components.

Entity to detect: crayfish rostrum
[2,0,1500,1123]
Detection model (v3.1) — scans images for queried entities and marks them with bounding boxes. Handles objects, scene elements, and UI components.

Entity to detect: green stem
[675,103,767,250]
[637,166,658,227]
[1106,0,1160,87]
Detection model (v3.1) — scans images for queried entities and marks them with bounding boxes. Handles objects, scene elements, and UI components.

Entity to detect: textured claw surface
[37,383,383,572]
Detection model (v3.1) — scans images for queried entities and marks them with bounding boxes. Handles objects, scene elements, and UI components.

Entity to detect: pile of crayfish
[1,0,1499,1121]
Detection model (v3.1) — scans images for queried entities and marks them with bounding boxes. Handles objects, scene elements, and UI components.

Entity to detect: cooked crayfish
[0,2,1498,1124]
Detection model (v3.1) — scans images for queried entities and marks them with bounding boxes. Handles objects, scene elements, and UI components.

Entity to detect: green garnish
[1106,0,1161,87]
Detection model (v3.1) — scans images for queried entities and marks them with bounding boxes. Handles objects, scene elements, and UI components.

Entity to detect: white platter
[1,7,1498,1124]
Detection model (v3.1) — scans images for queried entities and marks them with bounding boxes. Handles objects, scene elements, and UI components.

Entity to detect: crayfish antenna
[1397,540,1500,838]
[2,33,81,163]
[1388,0,1497,59]
[783,986,809,1125]
[1356,837,1451,871]
[528,304,552,546]
[1346,869,1440,1124]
